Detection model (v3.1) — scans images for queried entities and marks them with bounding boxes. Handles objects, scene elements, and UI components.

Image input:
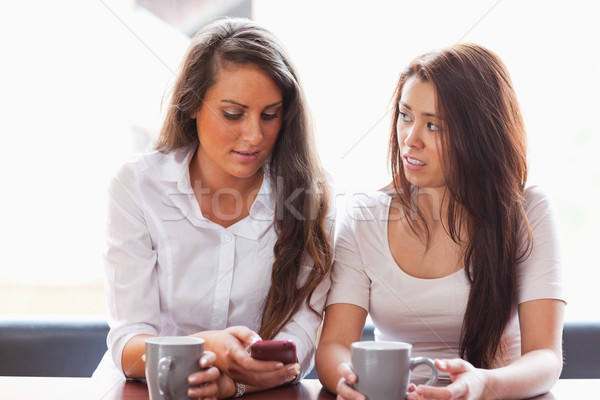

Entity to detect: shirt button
[224,234,232,242]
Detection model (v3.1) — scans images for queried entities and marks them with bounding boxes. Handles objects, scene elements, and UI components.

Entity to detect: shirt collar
[150,144,276,240]
[146,144,196,188]
[229,171,276,240]
[251,169,276,214]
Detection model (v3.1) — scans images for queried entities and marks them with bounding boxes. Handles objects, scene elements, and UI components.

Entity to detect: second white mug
[351,341,438,400]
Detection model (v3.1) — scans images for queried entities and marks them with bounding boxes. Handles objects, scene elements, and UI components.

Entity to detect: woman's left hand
[407,359,488,400]
[187,351,222,400]
[195,326,296,389]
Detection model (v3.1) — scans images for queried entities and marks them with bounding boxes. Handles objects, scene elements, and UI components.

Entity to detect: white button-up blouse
[103,145,333,377]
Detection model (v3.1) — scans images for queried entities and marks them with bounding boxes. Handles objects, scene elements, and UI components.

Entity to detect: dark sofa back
[0,318,109,377]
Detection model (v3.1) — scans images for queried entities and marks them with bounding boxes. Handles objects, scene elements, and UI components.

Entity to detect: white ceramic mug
[351,341,438,400]
[145,336,205,400]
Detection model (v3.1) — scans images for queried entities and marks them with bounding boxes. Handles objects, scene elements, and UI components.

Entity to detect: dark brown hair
[388,43,533,368]
[156,18,332,339]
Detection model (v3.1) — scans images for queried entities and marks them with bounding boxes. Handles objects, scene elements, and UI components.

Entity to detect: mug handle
[410,356,439,386]
[158,356,175,400]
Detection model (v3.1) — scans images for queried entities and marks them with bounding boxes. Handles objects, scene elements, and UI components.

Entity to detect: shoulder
[322,170,338,221]
[523,185,556,221]
[335,190,392,243]
[112,146,193,185]
[338,189,392,224]
[113,150,162,179]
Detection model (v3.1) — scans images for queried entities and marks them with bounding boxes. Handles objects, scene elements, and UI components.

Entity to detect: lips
[405,156,425,166]
[232,149,261,162]
[233,150,260,156]
[402,154,426,172]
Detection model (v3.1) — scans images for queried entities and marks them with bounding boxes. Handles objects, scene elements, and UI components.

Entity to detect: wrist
[478,368,496,400]
[189,330,220,356]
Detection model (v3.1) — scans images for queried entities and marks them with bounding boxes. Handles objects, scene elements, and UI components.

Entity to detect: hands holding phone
[250,340,298,365]
[194,326,300,394]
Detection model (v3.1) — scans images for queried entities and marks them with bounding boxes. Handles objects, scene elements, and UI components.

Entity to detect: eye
[222,111,243,121]
[261,109,281,121]
[399,111,412,122]
[427,122,439,132]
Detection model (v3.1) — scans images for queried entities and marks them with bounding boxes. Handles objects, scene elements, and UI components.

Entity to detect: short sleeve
[325,200,372,311]
[517,187,565,304]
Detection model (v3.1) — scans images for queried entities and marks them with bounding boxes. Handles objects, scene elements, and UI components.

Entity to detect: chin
[231,168,262,180]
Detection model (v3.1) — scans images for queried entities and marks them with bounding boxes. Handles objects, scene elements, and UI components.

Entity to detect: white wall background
[1,0,598,320]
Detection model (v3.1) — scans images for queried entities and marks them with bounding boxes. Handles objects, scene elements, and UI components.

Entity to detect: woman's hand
[195,326,298,389]
[187,351,221,400]
[335,362,366,400]
[407,359,488,400]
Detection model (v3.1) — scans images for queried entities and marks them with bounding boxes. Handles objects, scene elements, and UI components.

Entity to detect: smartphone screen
[249,340,297,364]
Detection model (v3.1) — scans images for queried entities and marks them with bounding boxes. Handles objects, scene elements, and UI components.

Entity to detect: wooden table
[0,376,597,399]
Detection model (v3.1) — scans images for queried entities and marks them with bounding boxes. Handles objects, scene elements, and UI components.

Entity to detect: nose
[402,124,423,148]
[239,114,263,146]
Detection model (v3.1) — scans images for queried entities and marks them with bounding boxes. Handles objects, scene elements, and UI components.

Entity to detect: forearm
[315,304,367,394]
[121,334,154,378]
[315,340,351,393]
[482,349,562,400]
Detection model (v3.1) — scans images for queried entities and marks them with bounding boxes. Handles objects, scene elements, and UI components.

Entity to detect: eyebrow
[221,100,283,109]
[399,102,437,118]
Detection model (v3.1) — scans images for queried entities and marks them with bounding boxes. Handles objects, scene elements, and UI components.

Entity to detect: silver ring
[234,382,246,397]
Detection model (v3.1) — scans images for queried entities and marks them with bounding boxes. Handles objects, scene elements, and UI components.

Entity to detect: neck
[189,150,264,197]
[416,185,470,243]
[414,186,447,223]
[189,150,265,228]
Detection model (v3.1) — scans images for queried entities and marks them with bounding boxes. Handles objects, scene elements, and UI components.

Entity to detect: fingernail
[288,363,300,376]
[188,375,198,384]
[275,362,284,368]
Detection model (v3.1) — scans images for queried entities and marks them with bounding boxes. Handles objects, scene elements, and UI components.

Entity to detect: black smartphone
[249,340,297,364]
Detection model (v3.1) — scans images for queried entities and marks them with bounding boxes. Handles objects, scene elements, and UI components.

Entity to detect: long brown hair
[389,43,533,368]
[156,18,332,339]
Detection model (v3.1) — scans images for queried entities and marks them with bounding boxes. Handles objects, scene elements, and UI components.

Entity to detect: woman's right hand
[194,326,297,389]
[336,362,366,400]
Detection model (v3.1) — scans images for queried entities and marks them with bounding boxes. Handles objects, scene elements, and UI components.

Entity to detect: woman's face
[396,76,446,190]
[193,63,283,182]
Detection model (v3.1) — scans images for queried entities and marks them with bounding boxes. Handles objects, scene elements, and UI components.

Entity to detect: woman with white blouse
[315,43,565,400]
[96,18,333,399]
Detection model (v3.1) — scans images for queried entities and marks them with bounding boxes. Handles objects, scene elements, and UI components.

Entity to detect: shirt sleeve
[325,199,372,311]
[517,187,565,304]
[104,164,161,373]
[273,272,331,378]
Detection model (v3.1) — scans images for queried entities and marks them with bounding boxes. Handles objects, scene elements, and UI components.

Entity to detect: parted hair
[388,43,533,368]
[156,17,332,339]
